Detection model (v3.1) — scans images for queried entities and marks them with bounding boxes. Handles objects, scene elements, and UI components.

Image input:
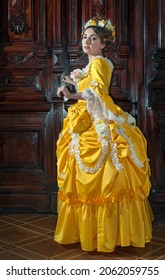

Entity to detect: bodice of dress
[78,56,119,115]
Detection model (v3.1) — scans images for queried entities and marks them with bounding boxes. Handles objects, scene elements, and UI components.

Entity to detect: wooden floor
[0,214,164,260]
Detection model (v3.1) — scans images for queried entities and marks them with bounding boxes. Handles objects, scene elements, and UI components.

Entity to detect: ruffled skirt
[54,101,153,252]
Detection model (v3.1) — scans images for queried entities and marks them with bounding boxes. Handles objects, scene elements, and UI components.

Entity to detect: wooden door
[0,0,164,217]
[0,0,55,212]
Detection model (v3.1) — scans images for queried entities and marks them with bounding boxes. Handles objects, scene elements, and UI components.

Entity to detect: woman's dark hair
[82,16,116,49]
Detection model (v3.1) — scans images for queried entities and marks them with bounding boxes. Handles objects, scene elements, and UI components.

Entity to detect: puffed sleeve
[90,57,112,96]
[82,57,119,119]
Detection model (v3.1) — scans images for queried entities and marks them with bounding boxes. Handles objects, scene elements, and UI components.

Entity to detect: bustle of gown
[54,56,153,252]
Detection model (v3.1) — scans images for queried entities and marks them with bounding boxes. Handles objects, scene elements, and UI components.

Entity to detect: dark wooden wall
[0,0,164,218]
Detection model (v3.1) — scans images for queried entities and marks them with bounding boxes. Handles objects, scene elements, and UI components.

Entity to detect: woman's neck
[88,54,103,62]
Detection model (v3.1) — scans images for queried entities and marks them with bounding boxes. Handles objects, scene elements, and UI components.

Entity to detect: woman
[54,17,153,252]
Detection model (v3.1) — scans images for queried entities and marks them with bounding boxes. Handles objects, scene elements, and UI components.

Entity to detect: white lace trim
[82,88,125,124]
[69,119,123,173]
[82,88,136,127]
[69,129,109,173]
[109,141,124,170]
[115,127,144,167]
[82,88,143,169]
[70,56,114,83]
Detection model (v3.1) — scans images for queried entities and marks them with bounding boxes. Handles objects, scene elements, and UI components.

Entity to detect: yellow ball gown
[54,56,153,252]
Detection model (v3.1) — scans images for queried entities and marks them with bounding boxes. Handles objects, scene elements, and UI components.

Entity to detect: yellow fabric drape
[54,57,153,252]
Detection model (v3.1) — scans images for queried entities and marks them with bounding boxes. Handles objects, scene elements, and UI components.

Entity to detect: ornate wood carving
[91,0,105,17]
[70,0,77,44]
[39,0,45,43]
[147,49,165,216]
[8,52,39,66]
[9,9,29,34]
[0,77,11,87]
[8,0,33,41]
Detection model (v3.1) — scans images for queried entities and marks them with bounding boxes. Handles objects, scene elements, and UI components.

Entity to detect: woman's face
[82,28,105,57]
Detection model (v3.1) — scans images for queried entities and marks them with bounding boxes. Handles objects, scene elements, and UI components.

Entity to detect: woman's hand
[63,75,76,86]
[57,85,72,99]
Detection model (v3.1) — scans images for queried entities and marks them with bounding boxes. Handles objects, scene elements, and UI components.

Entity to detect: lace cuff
[82,88,125,124]
[81,87,144,169]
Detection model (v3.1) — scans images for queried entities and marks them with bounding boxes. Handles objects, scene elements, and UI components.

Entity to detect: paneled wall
[144,0,165,218]
[0,0,164,217]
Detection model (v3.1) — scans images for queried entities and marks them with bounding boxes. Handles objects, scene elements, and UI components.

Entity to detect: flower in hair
[98,20,107,28]
[84,19,97,29]
[83,18,116,41]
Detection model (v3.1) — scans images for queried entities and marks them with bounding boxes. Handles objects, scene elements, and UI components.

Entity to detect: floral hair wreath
[83,18,116,42]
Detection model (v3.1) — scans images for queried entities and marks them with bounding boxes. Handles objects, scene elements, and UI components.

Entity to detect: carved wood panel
[0,69,45,102]
[147,49,165,217]
[0,103,55,212]
[8,0,33,40]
